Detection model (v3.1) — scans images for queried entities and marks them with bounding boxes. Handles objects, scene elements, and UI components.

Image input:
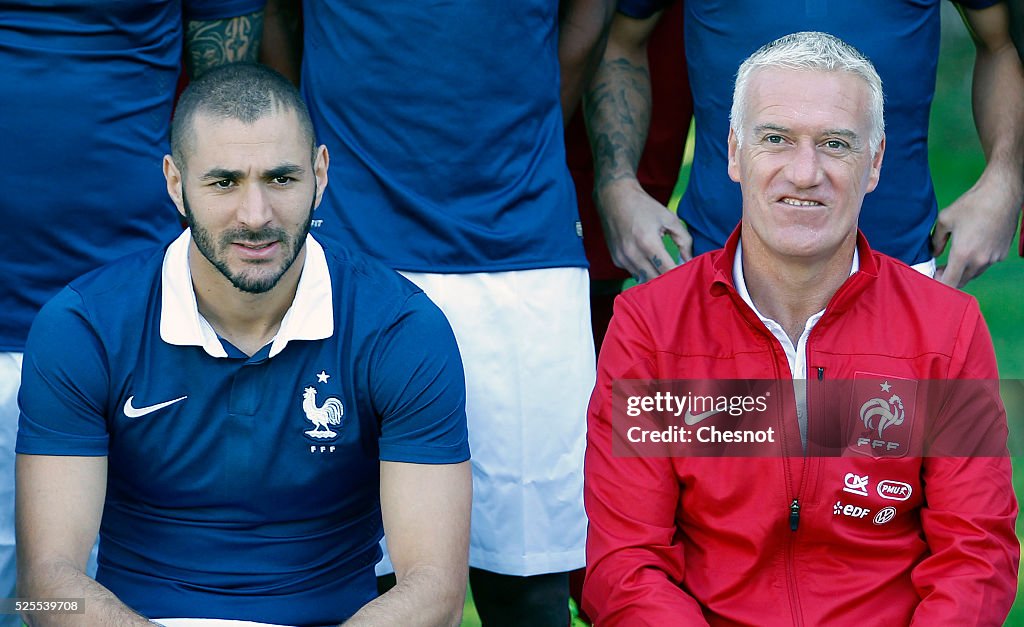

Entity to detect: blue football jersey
[0,0,263,351]
[17,232,469,625]
[300,0,587,272]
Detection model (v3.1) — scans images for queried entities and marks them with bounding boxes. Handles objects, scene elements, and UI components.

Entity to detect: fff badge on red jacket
[846,373,917,459]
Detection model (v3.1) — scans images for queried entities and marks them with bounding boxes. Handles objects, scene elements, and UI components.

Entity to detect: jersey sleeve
[616,0,673,19]
[950,0,1001,10]
[369,292,470,465]
[910,302,1019,625]
[183,0,265,22]
[16,288,111,456]
[583,294,710,625]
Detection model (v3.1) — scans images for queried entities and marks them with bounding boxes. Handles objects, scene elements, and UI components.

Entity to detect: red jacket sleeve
[583,295,709,625]
[910,303,1019,625]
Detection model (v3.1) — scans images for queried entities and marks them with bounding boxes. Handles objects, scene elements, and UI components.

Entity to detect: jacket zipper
[784,361,823,627]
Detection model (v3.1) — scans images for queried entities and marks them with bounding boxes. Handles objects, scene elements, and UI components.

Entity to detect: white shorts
[379,267,595,576]
[0,353,19,627]
[912,258,937,277]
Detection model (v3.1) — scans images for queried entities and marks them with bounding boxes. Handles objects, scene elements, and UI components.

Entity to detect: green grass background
[462,7,1024,624]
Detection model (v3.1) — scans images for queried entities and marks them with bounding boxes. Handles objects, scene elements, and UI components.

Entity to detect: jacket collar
[732,239,860,322]
[711,224,877,296]
[712,224,880,323]
[159,229,334,358]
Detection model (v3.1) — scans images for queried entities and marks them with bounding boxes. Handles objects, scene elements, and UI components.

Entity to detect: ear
[865,134,885,194]
[313,144,330,209]
[163,155,186,218]
[727,127,741,184]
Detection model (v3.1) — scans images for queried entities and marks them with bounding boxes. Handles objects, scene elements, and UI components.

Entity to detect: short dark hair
[170,63,316,170]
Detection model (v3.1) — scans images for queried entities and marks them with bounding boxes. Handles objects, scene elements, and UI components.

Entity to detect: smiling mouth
[780,197,823,207]
[237,242,276,250]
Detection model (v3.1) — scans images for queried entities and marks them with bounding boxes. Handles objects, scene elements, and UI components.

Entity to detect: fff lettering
[857,437,899,451]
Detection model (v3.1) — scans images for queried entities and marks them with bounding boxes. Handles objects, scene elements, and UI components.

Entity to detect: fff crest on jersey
[848,374,917,459]
[302,370,344,447]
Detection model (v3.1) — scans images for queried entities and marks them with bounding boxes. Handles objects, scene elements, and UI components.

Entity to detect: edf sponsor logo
[833,501,870,519]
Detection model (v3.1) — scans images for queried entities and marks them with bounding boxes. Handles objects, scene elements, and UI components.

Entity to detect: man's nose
[786,141,824,188]
[237,183,272,228]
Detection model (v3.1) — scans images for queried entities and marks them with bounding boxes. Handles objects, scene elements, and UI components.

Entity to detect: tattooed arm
[584,8,690,282]
[185,10,265,79]
[559,0,616,124]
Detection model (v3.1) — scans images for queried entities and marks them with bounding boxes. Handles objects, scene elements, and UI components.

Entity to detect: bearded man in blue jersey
[15,63,472,627]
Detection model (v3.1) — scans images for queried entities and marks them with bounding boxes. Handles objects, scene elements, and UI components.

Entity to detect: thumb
[664,219,694,263]
[930,218,952,258]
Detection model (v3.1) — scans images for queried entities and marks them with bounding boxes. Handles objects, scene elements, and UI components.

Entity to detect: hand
[931,178,1022,288]
[596,178,692,282]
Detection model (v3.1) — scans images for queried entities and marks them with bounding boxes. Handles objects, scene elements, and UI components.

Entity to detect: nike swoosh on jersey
[683,408,723,426]
[123,395,187,418]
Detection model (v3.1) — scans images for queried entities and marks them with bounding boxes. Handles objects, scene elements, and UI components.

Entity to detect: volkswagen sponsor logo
[873,506,897,525]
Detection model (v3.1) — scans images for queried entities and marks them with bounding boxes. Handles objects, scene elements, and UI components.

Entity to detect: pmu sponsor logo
[876,480,913,501]
[833,501,870,519]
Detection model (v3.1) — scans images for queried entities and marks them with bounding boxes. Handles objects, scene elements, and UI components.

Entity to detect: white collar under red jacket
[583,227,1018,626]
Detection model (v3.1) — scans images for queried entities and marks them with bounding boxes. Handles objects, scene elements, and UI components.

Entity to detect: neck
[741,235,855,345]
[189,246,306,356]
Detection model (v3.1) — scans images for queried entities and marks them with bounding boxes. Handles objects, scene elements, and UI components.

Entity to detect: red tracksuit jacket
[584,231,1018,625]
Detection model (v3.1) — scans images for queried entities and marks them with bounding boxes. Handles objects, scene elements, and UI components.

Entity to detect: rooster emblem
[859,394,905,437]
[303,386,343,439]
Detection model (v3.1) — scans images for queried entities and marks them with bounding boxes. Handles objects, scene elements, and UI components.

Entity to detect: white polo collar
[733,240,859,321]
[160,229,333,358]
[732,238,858,375]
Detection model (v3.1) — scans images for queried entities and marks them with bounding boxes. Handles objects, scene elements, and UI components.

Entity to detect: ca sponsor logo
[833,501,870,519]
[842,473,869,497]
[876,480,912,501]
[873,506,897,525]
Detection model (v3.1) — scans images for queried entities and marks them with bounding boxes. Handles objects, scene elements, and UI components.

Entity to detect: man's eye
[213,180,234,189]
[766,135,784,144]
[272,176,293,185]
[824,140,848,150]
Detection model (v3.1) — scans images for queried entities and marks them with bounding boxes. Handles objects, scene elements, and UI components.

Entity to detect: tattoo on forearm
[585,57,652,192]
[186,10,265,78]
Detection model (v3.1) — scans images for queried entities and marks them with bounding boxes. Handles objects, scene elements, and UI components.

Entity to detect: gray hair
[170,63,316,172]
[729,31,884,154]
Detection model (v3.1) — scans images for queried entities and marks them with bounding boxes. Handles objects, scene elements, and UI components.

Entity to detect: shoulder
[68,245,166,300]
[319,242,454,348]
[321,242,427,308]
[871,253,980,324]
[34,246,166,335]
[617,251,721,320]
